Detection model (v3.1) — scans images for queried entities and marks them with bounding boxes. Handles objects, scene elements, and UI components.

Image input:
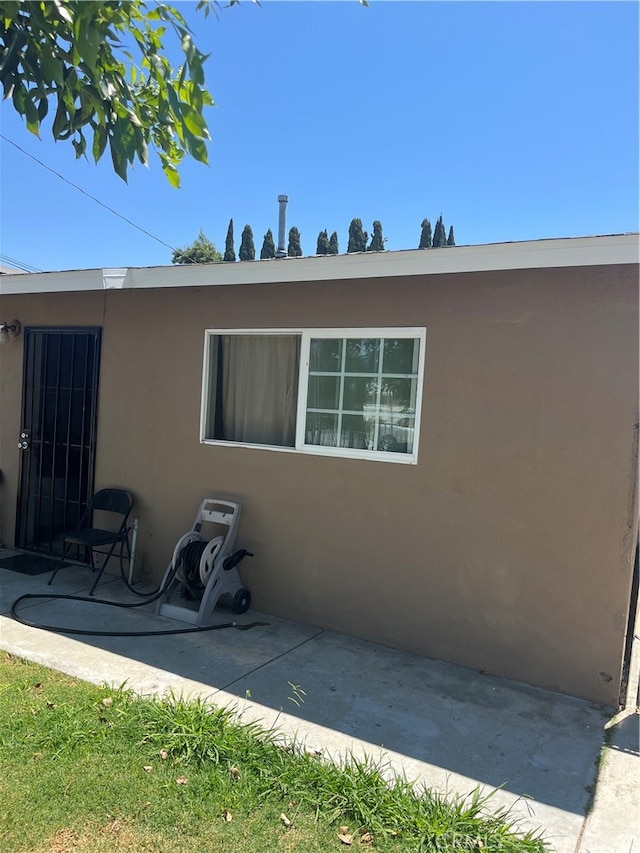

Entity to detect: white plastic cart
[156,498,252,626]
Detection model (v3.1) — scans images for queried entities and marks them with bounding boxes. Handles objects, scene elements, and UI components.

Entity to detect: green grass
[583,721,613,815]
[0,652,548,852]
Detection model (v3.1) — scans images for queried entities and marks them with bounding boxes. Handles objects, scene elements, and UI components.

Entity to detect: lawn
[0,652,548,852]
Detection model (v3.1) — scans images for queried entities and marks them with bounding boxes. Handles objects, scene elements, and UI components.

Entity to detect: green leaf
[186,81,203,112]
[133,126,149,166]
[181,104,207,138]
[180,31,195,62]
[92,124,107,162]
[99,78,117,100]
[24,95,40,136]
[11,82,26,113]
[75,19,100,68]
[187,48,208,87]
[165,82,181,117]
[53,0,73,25]
[114,117,137,163]
[162,162,181,188]
[82,85,105,123]
[182,129,208,164]
[128,109,143,128]
[77,89,93,122]
[39,49,64,85]
[2,78,15,100]
[109,136,129,182]
[72,134,87,158]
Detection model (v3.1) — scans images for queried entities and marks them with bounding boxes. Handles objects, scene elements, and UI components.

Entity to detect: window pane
[343,377,378,411]
[308,375,340,409]
[380,378,416,411]
[345,339,379,373]
[310,338,342,372]
[341,414,371,449]
[305,412,338,446]
[303,335,421,457]
[383,339,419,375]
[207,335,300,446]
[377,417,414,454]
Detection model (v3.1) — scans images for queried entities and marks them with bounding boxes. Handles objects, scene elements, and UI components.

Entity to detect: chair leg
[88,541,120,596]
[48,543,72,586]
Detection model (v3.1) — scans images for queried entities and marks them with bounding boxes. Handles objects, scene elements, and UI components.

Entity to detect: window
[201,328,426,463]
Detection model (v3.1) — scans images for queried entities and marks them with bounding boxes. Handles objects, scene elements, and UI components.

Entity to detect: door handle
[18,440,29,450]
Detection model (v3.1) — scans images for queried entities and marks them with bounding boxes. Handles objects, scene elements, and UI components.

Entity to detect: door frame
[15,326,102,555]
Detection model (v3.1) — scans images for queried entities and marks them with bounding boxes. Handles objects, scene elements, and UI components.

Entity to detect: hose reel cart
[156,498,253,627]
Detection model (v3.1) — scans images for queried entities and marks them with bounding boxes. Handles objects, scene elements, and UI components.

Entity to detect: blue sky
[1,1,638,273]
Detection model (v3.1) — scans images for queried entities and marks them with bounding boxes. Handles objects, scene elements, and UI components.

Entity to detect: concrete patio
[1,551,638,853]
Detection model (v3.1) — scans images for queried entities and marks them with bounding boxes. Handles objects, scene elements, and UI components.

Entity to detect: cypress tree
[288,226,302,257]
[260,228,276,259]
[238,224,255,261]
[328,231,339,255]
[419,218,432,249]
[316,229,330,255]
[433,215,446,248]
[223,218,236,262]
[367,220,385,252]
[447,226,455,246]
[347,218,368,253]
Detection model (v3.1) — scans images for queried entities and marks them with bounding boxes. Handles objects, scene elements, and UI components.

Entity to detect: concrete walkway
[1,554,638,853]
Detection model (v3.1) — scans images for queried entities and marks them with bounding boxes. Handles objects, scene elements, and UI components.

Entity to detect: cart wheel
[234,588,251,614]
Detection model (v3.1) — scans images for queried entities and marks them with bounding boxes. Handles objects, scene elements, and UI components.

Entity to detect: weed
[583,724,613,815]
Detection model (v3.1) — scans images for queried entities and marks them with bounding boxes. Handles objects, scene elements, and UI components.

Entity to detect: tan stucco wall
[1,264,638,705]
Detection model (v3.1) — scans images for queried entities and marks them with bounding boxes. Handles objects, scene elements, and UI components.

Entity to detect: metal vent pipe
[276,194,288,258]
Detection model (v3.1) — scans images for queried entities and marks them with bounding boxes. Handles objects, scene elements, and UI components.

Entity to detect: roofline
[1,233,638,296]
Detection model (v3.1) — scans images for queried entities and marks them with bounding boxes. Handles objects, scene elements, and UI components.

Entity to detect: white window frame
[200,327,426,465]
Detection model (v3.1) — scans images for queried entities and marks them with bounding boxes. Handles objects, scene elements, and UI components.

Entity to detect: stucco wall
[1,263,637,705]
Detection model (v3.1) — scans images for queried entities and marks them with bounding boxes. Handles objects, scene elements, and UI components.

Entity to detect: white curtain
[220,335,300,446]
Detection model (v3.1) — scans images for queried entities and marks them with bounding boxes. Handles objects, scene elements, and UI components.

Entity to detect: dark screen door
[16,328,101,555]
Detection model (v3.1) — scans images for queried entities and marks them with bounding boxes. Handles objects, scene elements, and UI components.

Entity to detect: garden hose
[10,544,267,637]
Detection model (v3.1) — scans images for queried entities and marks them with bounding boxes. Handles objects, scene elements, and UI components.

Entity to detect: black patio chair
[48,488,133,595]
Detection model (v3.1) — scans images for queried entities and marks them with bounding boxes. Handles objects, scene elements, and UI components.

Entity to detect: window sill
[199,438,418,465]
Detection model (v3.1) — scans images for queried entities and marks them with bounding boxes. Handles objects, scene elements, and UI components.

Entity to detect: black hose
[116,533,175,597]
[179,539,209,592]
[9,542,266,637]
[10,592,268,636]
[132,538,208,600]
[118,560,164,597]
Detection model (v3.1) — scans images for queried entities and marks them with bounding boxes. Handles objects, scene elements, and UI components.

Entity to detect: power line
[1,134,176,253]
[0,253,43,273]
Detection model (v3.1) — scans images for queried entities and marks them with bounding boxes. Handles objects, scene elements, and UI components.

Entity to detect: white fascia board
[1,234,638,295]
[0,267,128,295]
